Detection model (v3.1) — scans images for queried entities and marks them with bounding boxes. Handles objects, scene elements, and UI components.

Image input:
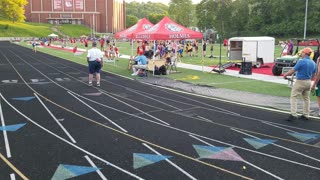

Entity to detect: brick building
[24,0,126,33]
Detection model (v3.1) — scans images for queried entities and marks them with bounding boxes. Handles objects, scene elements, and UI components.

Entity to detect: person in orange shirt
[114,46,119,57]
[100,38,105,51]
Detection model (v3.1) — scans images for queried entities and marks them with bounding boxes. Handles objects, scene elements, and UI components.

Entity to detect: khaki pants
[290,80,312,117]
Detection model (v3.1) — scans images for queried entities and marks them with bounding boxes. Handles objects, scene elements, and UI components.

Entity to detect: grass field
[19,41,305,100]
[0,19,91,38]
[0,20,53,37]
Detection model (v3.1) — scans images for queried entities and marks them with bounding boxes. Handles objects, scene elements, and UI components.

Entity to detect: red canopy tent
[114,18,154,39]
[134,16,203,40]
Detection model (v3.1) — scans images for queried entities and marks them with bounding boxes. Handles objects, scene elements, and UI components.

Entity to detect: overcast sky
[125,0,201,5]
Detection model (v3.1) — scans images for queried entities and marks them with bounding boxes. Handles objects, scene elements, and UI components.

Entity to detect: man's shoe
[88,82,92,87]
[299,115,309,121]
[286,115,298,121]
[96,82,100,87]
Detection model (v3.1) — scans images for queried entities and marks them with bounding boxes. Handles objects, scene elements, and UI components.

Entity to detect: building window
[61,14,72,18]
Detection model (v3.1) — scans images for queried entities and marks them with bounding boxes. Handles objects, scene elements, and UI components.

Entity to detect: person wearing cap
[86,41,104,86]
[283,47,316,121]
[311,55,320,116]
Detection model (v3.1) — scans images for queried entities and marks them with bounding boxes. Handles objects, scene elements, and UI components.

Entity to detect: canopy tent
[48,33,59,37]
[80,35,88,38]
[114,18,154,39]
[134,16,203,40]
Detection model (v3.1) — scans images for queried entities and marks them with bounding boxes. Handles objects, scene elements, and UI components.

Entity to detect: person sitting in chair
[131,55,148,76]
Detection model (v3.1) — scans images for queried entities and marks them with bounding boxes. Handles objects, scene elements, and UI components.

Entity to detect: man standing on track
[87,41,104,87]
[283,47,316,121]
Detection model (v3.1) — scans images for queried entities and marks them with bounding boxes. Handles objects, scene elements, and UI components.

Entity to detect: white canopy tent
[48,33,59,37]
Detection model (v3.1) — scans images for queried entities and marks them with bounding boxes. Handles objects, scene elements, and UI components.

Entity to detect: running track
[0,41,320,180]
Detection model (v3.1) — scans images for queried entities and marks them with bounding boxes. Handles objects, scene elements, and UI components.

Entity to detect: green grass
[0,19,91,38]
[19,41,311,101]
[56,24,92,38]
[0,20,53,37]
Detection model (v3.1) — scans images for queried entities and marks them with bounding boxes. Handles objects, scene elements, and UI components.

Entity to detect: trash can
[239,61,252,75]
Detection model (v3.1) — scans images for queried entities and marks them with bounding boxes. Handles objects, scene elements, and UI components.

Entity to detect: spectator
[32,40,37,53]
[137,43,144,56]
[203,40,207,57]
[131,55,148,76]
[163,51,171,65]
[114,45,119,57]
[100,38,105,51]
[108,44,115,60]
[84,39,88,49]
[287,39,294,55]
[72,45,77,54]
[223,39,228,46]
[284,47,316,121]
[186,42,192,56]
[311,56,320,116]
[280,41,289,56]
[86,41,104,87]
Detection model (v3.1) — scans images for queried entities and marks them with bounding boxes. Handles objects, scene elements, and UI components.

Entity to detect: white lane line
[0,93,144,180]
[196,116,213,123]
[261,121,296,133]
[262,121,320,133]
[10,173,16,180]
[189,133,320,170]
[68,91,174,126]
[61,90,320,171]
[150,87,240,116]
[135,85,239,116]
[231,128,320,163]
[189,135,284,180]
[99,90,170,126]
[0,99,11,158]
[34,93,77,143]
[84,155,108,180]
[67,91,128,133]
[128,89,180,110]
[142,143,197,180]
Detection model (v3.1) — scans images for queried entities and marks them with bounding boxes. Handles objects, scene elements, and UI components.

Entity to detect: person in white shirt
[86,41,104,86]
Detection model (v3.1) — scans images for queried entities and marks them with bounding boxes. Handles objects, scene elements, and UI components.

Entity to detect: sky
[125,0,201,5]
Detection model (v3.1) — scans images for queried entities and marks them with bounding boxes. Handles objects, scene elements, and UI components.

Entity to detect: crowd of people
[128,39,210,76]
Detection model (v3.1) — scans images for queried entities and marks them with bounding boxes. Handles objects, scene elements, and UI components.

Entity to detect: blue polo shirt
[135,55,147,65]
[294,56,316,80]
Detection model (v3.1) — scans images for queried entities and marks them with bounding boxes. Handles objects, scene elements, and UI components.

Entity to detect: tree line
[0,0,27,23]
[126,0,320,38]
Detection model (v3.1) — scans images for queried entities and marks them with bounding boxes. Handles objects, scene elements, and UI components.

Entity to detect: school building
[24,0,126,33]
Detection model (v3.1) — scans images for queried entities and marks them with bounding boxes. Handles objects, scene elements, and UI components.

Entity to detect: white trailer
[228,36,275,68]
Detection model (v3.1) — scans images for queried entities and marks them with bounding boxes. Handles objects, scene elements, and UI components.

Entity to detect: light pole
[218,0,224,74]
[203,9,208,40]
[303,0,308,39]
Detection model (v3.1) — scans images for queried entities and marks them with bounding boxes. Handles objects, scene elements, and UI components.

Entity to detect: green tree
[0,0,27,23]
[196,0,216,32]
[126,2,168,20]
[168,0,194,27]
[126,15,139,28]
[228,0,250,37]
[148,13,166,24]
